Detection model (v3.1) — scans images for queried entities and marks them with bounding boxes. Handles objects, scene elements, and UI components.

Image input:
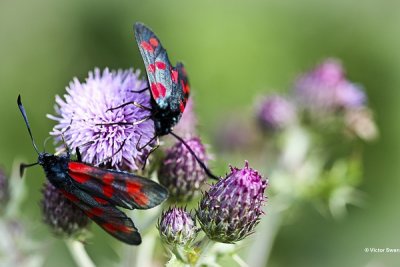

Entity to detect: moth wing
[68,162,168,210]
[134,22,174,108]
[173,62,190,113]
[60,186,141,245]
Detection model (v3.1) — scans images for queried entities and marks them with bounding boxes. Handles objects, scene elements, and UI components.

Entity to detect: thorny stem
[65,240,96,267]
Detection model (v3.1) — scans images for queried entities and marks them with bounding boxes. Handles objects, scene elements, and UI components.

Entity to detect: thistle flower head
[197,161,267,243]
[257,95,296,131]
[41,182,89,236]
[158,207,197,246]
[294,59,366,112]
[48,68,155,170]
[158,137,208,202]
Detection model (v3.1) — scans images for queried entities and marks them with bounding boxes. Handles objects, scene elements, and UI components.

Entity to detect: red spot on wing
[148,64,155,73]
[102,173,114,198]
[69,162,93,174]
[103,223,132,234]
[126,181,141,195]
[150,82,166,99]
[157,83,166,97]
[171,70,178,83]
[103,173,114,185]
[94,196,109,205]
[69,171,92,184]
[184,83,190,94]
[126,181,148,206]
[179,101,185,113]
[61,190,79,203]
[69,162,96,183]
[155,61,166,70]
[180,80,190,94]
[86,207,103,218]
[150,83,160,99]
[149,37,159,47]
[140,41,154,52]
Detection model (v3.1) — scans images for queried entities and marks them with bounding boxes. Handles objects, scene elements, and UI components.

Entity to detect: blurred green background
[1,0,399,266]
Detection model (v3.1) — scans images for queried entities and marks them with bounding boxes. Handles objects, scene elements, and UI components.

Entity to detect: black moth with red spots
[18,95,168,245]
[135,22,190,136]
[133,23,219,180]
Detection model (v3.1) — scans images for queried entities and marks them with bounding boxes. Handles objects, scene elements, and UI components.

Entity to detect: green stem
[65,240,96,267]
[246,203,283,267]
[232,253,249,267]
[194,236,215,267]
[135,229,157,267]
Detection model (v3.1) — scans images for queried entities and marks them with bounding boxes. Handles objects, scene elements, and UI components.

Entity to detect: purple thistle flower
[158,207,197,246]
[294,59,366,112]
[48,68,155,170]
[197,161,267,243]
[173,97,197,138]
[41,182,90,236]
[158,137,208,201]
[256,95,296,131]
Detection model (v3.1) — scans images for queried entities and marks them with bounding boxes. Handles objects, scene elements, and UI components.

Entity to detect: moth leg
[136,134,158,151]
[107,101,152,112]
[130,86,149,93]
[95,115,152,127]
[95,139,127,167]
[73,141,95,162]
[138,136,159,170]
[75,147,82,162]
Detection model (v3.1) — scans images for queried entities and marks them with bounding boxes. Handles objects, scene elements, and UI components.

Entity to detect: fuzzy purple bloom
[158,137,208,201]
[41,182,89,236]
[158,207,197,246]
[294,59,366,112]
[48,68,155,170]
[257,95,296,131]
[197,161,267,243]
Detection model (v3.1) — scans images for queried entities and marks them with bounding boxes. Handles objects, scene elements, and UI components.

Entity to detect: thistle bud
[257,95,296,131]
[294,59,366,112]
[197,162,267,243]
[158,137,208,201]
[41,182,89,236]
[158,207,197,246]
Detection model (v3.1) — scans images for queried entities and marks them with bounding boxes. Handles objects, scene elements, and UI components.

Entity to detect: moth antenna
[169,131,219,180]
[20,162,39,177]
[43,136,52,153]
[17,95,40,155]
